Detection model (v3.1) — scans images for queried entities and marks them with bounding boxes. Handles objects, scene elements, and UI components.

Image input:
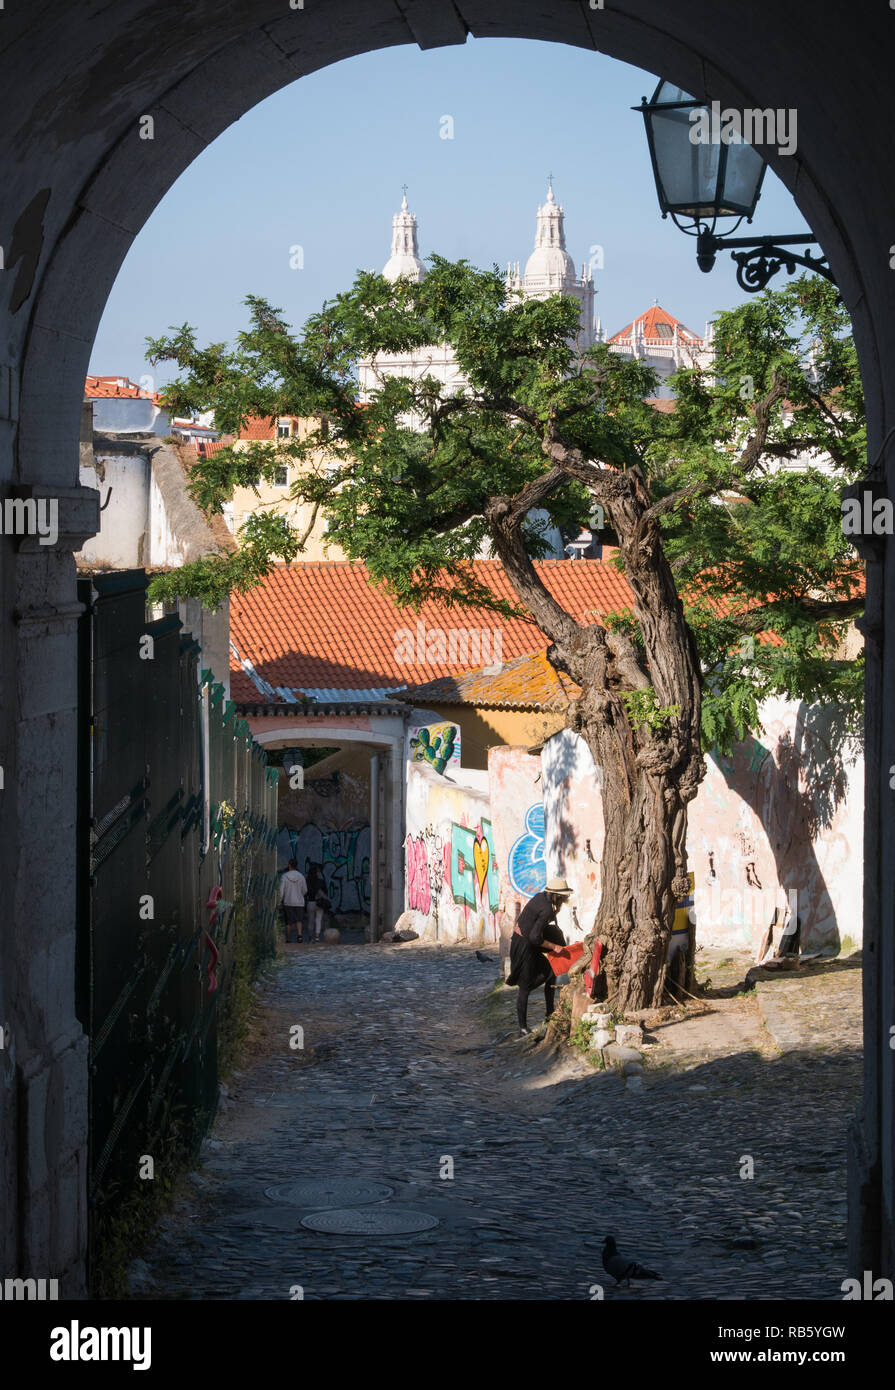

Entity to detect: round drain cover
[300,1207,439,1235]
[264,1179,393,1209]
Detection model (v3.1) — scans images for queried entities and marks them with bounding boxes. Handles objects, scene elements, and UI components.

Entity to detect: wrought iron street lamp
[635,81,835,291]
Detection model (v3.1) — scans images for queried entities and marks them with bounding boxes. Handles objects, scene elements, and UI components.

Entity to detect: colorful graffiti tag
[405,826,447,918]
[409,722,461,773]
[508,803,547,898]
[450,819,500,911]
[406,833,431,914]
[278,820,371,914]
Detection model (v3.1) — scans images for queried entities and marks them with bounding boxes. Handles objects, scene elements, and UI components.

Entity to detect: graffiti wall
[408,720,461,772]
[277,758,371,916]
[686,697,863,954]
[533,699,863,955]
[404,762,500,943]
[277,820,371,915]
[488,748,546,953]
[540,731,603,943]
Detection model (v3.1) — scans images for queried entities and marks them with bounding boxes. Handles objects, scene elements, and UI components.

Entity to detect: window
[277,420,291,438]
[319,417,329,439]
[655,323,673,339]
[274,464,288,487]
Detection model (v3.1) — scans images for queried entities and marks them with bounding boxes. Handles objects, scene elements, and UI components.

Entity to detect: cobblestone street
[136,942,862,1301]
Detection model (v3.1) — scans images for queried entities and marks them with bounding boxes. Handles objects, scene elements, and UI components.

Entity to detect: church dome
[524,244,577,283]
[382,193,426,283]
[523,184,577,287]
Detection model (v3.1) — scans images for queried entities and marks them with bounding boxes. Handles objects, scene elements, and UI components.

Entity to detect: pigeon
[601,1235,662,1286]
[475,950,494,962]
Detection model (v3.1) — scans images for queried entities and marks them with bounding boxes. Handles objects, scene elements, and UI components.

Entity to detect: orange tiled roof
[84,374,164,405]
[194,438,232,457]
[239,415,303,441]
[395,649,582,712]
[609,305,701,345]
[229,559,633,704]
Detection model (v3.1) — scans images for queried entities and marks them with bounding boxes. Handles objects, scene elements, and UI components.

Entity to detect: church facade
[357,185,712,406]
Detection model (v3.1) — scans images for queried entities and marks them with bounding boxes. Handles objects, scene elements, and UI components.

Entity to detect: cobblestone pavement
[135,942,862,1301]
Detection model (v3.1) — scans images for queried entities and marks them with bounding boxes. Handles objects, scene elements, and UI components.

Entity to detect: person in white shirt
[279,858,308,943]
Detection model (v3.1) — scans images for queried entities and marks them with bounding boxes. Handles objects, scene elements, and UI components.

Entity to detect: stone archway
[252,724,408,930]
[2,1,892,1292]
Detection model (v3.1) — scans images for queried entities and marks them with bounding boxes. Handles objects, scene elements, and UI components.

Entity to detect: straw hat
[545,876,573,895]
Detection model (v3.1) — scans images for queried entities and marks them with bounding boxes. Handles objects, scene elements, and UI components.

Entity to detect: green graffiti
[450,819,499,911]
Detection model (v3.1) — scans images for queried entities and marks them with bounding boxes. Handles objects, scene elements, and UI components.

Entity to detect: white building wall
[149,468,185,567]
[77,451,149,568]
[537,699,863,957]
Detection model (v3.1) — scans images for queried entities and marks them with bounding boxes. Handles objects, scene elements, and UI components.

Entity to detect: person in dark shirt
[305,862,326,942]
[506,876,573,1035]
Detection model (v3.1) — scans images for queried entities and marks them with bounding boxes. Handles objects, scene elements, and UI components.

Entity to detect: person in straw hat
[506,876,574,1035]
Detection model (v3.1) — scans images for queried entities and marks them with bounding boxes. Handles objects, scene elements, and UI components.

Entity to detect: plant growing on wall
[146,271,863,1010]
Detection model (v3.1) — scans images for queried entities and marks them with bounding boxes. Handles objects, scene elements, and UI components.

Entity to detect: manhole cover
[264,1179,393,1209]
[300,1207,439,1235]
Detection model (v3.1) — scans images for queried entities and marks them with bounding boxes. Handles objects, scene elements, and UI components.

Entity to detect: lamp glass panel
[651,105,721,211]
[654,81,697,104]
[718,138,765,214]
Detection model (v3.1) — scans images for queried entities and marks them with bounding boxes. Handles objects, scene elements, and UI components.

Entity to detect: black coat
[506,891,566,990]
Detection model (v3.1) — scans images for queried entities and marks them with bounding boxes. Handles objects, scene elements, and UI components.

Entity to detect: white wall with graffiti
[686,697,863,954]
[484,700,863,957]
[404,762,500,942]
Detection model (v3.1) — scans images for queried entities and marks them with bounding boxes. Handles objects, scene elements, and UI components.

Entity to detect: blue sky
[90,38,813,391]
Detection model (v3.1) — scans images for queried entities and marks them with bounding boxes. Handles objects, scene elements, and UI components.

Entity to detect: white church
[357,184,713,407]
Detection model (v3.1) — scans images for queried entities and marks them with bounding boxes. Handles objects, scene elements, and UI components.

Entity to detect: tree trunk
[571,467,705,1012]
[488,460,705,1014]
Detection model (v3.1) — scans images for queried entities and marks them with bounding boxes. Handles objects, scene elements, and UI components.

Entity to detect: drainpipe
[369,753,380,942]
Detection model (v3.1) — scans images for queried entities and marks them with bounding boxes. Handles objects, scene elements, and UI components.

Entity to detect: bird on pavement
[602,1235,662,1286]
[475,950,494,962]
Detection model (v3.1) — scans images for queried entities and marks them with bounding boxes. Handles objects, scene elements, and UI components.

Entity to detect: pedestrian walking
[305,862,326,942]
[506,876,573,1035]
[279,858,308,943]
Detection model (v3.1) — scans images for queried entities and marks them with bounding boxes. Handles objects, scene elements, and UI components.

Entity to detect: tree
[146,266,864,1011]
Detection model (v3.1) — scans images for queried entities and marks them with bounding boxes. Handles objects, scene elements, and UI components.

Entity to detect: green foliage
[569,1018,606,1066]
[620,688,682,734]
[92,1097,191,1298]
[147,267,864,752]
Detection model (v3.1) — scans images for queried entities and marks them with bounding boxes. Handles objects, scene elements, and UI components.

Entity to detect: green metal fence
[76,571,278,1278]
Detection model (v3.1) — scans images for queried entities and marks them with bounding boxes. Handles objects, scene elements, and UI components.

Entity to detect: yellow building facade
[227,415,347,562]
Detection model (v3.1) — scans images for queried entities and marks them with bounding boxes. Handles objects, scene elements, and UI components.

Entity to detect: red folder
[548,941,585,976]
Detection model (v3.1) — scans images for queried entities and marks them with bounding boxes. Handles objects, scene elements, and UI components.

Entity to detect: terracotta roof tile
[84,374,164,405]
[239,415,303,441]
[229,559,633,703]
[609,304,701,345]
